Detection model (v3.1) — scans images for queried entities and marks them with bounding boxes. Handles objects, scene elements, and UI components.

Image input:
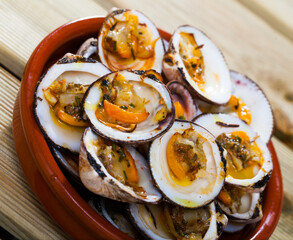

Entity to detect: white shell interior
[88,197,137,238]
[35,55,110,152]
[129,201,221,240]
[171,25,231,104]
[162,39,169,51]
[204,202,223,239]
[76,37,98,58]
[98,9,164,72]
[129,203,173,240]
[194,113,273,189]
[200,71,274,143]
[84,70,174,143]
[150,121,225,208]
[83,128,162,202]
[224,221,246,233]
[99,198,137,237]
[230,71,274,143]
[229,192,261,220]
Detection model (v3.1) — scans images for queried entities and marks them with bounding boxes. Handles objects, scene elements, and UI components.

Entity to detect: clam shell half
[163,25,231,105]
[127,201,228,240]
[195,113,273,192]
[34,53,110,153]
[98,9,164,72]
[83,70,175,144]
[79,127,162,203]
[150,120,226,208]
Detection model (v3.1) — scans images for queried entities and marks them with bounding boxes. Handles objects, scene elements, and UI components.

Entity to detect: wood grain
[0,67,70,240]
[0,0,292,239]
[0,0,107,78]
[97,0,293,143]
[238,0,293,42]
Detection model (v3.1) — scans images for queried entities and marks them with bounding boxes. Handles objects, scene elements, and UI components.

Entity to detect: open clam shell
[230,71,274,143]
[150,120,226,208]
[79,127,162,203]
[194,113,273,192]
[98,8,165,72]
[163,25,231,105]
[197,70,274,143]
[34,53,110,153]
[127,201,228,240]
[83,70,175,144]
[217,185,263,223]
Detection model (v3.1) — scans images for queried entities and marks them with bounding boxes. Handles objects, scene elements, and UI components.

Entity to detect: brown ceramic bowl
[13,17,283,240]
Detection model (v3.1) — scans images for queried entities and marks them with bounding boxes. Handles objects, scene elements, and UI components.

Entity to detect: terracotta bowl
[13,17,283,240]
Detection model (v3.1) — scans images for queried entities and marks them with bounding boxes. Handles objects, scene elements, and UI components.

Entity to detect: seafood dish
[34,8,274,240]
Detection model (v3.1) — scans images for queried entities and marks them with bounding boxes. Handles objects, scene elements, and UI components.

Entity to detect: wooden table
[0,0,292,239]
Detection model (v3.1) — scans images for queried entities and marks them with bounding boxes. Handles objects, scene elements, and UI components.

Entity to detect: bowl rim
[18,16,283,240]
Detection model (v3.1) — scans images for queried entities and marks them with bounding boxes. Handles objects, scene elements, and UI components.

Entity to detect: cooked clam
[128,201,228,240]
[217,185,262,223]
[194,113,273,192]
[31,9,276,239]
[150,120,226,208]
[83,70,175,144]
[163,25,231,105]
[98,9,164,72]
[79,127,162,203]
[34,53,110,153]
[197,70,274,143]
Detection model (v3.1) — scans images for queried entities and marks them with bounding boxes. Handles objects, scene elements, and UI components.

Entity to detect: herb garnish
[112,143,117,150]
[75,96,80,105]
[118,149,126,162]
[120,105,128,110]
[123,170,128,180]
[101,79,110,87]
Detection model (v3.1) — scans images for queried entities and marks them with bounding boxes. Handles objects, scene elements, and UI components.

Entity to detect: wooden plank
[0,67,70,240]
[96,0,293,145]
[238,0,293,42]
[0,1,292,239]
[0,0,107,78]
